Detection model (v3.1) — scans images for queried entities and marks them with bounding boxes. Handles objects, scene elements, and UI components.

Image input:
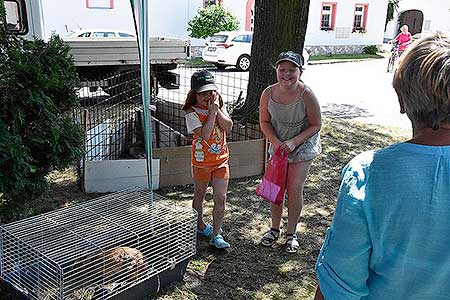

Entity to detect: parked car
[202,31,310,71]
[69,29,136,38]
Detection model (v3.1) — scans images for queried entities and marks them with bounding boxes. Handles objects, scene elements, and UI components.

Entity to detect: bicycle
[387,42,399,73]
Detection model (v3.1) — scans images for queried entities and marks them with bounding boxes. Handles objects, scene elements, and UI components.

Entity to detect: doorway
[398,9,424,35]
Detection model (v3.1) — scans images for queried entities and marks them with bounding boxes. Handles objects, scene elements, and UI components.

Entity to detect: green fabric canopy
[130,0,153,190]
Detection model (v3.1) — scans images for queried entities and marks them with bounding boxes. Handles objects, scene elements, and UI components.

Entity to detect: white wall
[38,0,390,47]
[40,0,208,44]
[148,0,202,44]
[384,0,449,40]
[148,0,247,46]
[429,0,450,31]
[384,0,430,39]
[305,0,388,46]
[40,0,135,38]
[222,1,246,31]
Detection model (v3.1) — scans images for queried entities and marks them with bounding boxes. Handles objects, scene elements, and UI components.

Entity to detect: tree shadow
[157,118,408,299]
[322,103,373,119]
[0,119,408,300]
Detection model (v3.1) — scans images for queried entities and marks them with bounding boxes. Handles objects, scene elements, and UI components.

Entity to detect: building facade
[153,0,390,55]
[36,0,389,55]
[384,0,450,40]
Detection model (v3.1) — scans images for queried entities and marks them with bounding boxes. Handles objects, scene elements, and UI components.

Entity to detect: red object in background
[256,147,288,205]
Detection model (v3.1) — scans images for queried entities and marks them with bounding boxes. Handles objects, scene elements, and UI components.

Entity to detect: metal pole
[130,0,153,191]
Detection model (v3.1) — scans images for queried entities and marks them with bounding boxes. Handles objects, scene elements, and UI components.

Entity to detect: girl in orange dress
[183,70,233,249]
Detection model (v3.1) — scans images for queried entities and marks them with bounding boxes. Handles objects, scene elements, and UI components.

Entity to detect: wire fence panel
[0,190,197,300]
[75,65,261,161]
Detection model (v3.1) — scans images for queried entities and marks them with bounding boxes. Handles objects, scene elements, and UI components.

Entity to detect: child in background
[183,70,233,249]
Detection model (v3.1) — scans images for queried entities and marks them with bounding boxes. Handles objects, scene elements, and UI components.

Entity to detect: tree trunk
[234,0,311,123]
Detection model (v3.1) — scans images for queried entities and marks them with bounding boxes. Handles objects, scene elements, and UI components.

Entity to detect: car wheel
[214,63,227,70]
[236,55,251,71]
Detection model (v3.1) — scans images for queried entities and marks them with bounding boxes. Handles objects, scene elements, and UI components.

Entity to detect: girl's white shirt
[185,105,230,134]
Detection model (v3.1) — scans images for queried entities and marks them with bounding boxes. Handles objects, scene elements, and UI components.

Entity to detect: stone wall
[191,44,382,59]
[305,44,381,56]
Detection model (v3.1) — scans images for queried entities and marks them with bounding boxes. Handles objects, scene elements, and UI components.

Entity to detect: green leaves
[385,0,400,29]
[362,45,378,55]
[0,32,84,221]
[187,4,239,39]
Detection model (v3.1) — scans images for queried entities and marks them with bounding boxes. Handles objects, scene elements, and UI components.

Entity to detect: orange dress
[189,107,229,168]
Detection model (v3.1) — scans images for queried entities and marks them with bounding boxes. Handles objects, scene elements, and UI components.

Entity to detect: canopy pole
[130,0,153,191]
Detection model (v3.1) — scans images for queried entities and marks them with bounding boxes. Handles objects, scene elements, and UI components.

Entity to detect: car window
[4,0,27,34]
[118,32,134,37]
[232,35,247,43]
[78,32,91,37]
[93,32,115,38]
[247,34,253,42]
[209,35,228,43]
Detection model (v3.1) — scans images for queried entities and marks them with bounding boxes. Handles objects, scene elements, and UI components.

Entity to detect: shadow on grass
[155,118,408,300]
[322,103,373,119]
[0,118,409,300]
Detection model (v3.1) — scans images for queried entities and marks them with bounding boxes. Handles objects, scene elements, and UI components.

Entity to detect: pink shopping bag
[256,147,288,205]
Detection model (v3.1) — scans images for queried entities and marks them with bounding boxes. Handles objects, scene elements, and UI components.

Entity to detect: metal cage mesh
[0,190,197,300]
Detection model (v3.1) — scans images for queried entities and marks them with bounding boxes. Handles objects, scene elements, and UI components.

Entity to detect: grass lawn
[309,53,385,62]
[184,53,387,70]
[183,58,214,68]
[0,118,409,300]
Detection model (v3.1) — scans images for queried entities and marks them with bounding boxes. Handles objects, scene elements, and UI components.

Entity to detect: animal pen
[1,2,268,295]
[77,65,266,192]
[0,66,266,298]
[0,190,197,299]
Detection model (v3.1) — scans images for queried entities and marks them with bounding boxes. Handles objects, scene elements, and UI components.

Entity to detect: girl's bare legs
[193,179,209,230]
[286,160,312,235]
[270,202,283,230]
[210,178,229,236]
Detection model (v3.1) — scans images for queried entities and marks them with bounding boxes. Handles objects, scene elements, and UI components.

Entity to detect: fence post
[155,121,160,148]
[81,109,88,192]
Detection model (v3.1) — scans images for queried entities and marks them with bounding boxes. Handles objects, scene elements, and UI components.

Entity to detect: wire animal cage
[0,190,197,300]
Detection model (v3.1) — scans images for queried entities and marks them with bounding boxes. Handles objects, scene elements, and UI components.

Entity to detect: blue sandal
[198,224,222,239]
[210,234,230,249]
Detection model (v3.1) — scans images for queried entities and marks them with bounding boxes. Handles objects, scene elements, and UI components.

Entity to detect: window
[232,35,251,43]
[86,0,114,9]
[4,0,28,35]
[203,0,223,7]
[93,32,115,37]
[78,32,91,37]
[209,35,228,43]
[118,32,134,37]
[320,3,337,31]
[353,4,369,32]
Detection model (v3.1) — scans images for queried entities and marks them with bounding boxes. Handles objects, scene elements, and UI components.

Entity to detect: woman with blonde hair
[390,24,412,56]
[314,33,450,299]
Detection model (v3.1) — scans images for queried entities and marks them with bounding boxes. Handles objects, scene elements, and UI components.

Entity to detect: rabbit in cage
[67,246,147,299]
[106,246,146,275]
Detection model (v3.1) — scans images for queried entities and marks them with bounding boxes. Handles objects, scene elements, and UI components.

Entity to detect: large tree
[234,0,311,122]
